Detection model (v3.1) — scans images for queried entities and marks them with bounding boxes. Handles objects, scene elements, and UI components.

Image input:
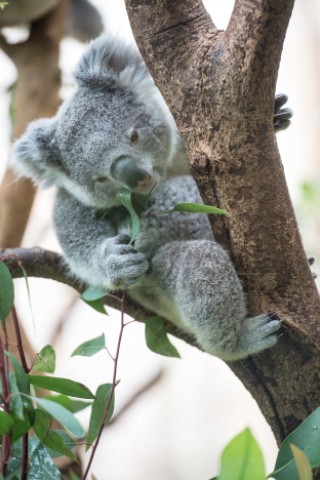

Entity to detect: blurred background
[0,1,319,478]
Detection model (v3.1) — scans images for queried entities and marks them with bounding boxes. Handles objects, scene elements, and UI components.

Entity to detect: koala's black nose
[112,158,151,190]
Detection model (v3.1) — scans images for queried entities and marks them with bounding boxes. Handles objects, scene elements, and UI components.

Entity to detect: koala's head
[11,35,177,209]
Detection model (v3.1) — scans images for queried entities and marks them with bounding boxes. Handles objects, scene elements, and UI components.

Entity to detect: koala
[11,35,284,361]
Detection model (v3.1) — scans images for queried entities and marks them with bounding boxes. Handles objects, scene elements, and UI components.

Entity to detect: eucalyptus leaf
[116,188,141,242]
[290,444,313,480]
[28,436,62,479]
[170,202,230,216]
[44,394,91,413]
[71,333,106,357]
[34,410,76,460]
[32,345,56,374]
[87,383,114,449]
[81,287,108,301]
[145,316,180,358]
[20,264,36,334]
[269,407,320,479]
[80,288,109,315]
[69,473,81,480]
[33,397,84,437]
[10,416,31,442]
[33,408,51,440]
[5,352,29,395]
[3,437,61,480]
[29,374,94,399]
[0,410,14,434]
[0,260,14,321]
[217,428,265,480]
[8,372,24,420]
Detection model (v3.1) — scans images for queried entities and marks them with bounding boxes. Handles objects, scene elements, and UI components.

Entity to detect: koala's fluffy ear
[11,118,63,187]
[74,35,149,91]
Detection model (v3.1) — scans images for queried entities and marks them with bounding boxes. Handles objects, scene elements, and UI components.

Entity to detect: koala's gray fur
[11,35,281,361]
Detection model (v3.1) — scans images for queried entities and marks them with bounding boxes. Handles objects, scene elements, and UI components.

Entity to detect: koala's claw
[239,313,282,357]
[274,94,293,132]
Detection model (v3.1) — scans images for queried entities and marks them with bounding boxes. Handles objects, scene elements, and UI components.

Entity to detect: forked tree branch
[123,0,320,446]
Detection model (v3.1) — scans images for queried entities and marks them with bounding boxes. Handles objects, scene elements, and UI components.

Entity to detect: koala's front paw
[100,234,149,290]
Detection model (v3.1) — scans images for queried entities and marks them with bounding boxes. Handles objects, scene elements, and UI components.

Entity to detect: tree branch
[124,0,320,444]
[0,247,197,348]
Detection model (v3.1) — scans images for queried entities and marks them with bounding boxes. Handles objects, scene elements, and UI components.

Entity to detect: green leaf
[269,407,320,479]
[80,287,109,314]
[33,408,51,440]
[69,473,81,480]
[145,316,180,358]
[170,202,230,216]
[19,264,36,335]
[217,428,265,480]
[0,260,14,321]
[87,383,115,448]
[8,372,24,420]
[28,437,61,479]
[71,333,106,357]
[10,416,31,442]
[6,352,29,395]
[32,345,56,373]
[29,374,95,399]
[43,394,91,413]
[81,287,108,301]
[116,188,141,242]
[33,397,84,437]
[0,3,9,10]
[33,409,76,460]
[0,410,14,434]
[46,430,76,458]
[3,437,61,480]
[290,444,313,480]
[84,298,109,315]
[6,352,35,428]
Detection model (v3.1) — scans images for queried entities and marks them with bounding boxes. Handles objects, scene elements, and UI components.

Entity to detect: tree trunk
[0,0,68,372]
[0,0,67,248]
[124,0,320,445]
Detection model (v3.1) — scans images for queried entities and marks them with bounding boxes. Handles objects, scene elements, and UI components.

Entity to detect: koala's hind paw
[100,234,149,290]
[240,313,282,356]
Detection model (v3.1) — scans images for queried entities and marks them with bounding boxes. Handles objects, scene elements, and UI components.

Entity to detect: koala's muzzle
[112,158,152,190]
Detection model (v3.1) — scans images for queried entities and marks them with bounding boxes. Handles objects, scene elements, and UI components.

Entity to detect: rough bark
[0,1,68,373]
[0,0,67,248]
[123,0,320,445]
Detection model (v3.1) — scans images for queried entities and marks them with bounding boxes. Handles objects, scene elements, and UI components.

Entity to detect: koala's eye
[129,129,139,143]
[95,176,109,184]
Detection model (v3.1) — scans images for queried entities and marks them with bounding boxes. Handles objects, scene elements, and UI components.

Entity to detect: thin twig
[82,292,127,480]
[11,306,30,373]
[0,336,11,477]
[21,433,29,480]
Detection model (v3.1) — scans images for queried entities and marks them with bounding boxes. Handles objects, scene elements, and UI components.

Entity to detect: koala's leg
[134,239,281,361]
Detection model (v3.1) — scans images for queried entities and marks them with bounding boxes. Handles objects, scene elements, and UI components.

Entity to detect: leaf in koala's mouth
[116,189,141,243]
